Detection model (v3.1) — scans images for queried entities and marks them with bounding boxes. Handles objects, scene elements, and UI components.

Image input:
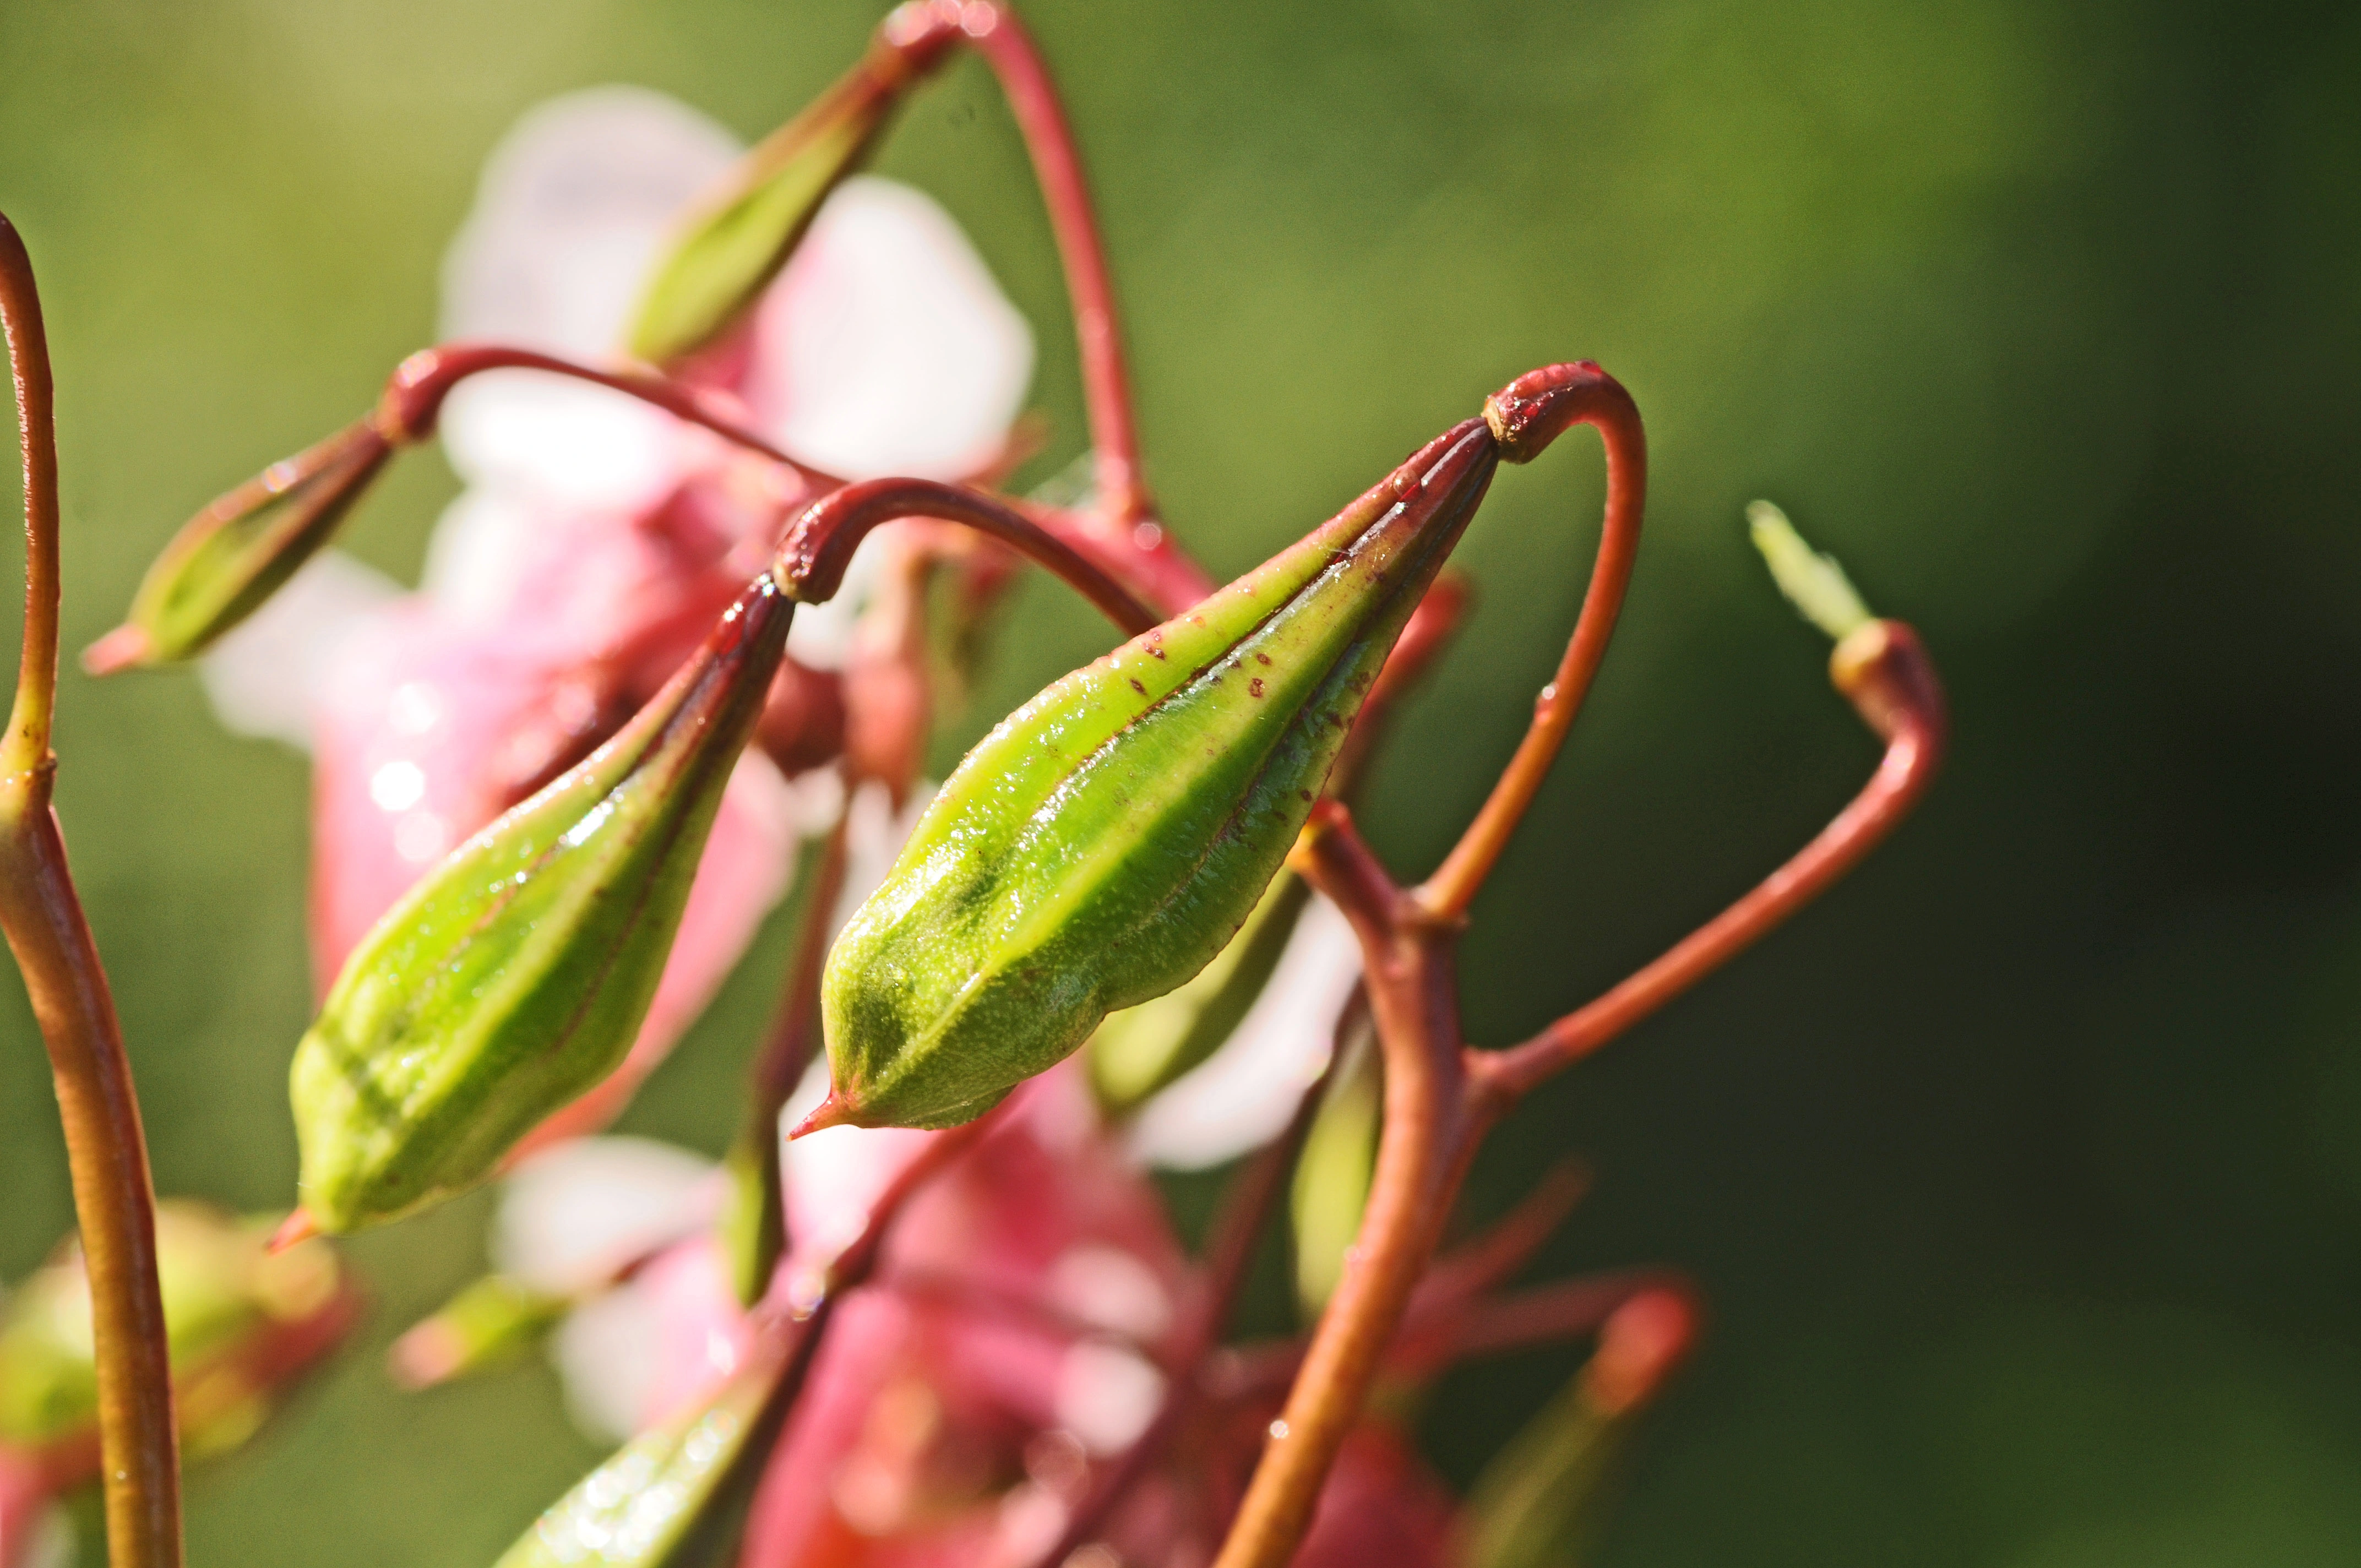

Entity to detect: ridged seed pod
[810,421,1499,1130]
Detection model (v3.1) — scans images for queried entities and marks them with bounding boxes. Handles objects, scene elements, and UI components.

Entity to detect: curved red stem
[373,342,844,491]
[774,476,1158,634]
[1418,362,1648,922]
[0,213,184,1568]
[958,3,1151,524]
[1473,619,1946,1104]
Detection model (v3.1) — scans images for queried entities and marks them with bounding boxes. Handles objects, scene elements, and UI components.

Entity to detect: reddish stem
[1028,1028,1343,1567]
[958,3,1151,524]
[774,476,1158,634]
[0,213,184,1568]
[1473,619,1946,1103]
[372,342,844,490]
[1418,363,1648,922]
[1212,808,1473,1568]
[1203,364,1940,1565]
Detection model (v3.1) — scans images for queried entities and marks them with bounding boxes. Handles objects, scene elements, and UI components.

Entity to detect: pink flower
[197,87,1036,1146]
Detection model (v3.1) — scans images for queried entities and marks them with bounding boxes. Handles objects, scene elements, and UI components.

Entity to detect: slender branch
[774,476,1158,634]
[1212,807,1473,1568]
[724,819,851,1303]
[959,4,1151,523]
[760,1108,1000,1357]
[1027,1021,1346,1567]
[1473,618,1946,1103]
[1417,363,1648,922]
[1411,1157,1588,1307]
[372,342,845,491]
[1210,1267,1687,1405]
[1,219,59,778]
[1426,1270,1691,1366]
[0,213,183,1568]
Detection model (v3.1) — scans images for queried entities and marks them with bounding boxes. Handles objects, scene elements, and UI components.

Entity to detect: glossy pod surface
[290,577,793,1232]
[815,422,1499,1130]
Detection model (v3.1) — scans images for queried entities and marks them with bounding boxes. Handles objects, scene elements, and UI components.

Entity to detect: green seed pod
[1085,869,1311,1114]
[83,418,393,673]
[810,421,1499,1131]
[626,9,960,365]
[289,576,792,1234]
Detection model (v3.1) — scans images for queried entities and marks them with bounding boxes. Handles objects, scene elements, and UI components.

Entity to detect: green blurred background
[4,0,2358,1561]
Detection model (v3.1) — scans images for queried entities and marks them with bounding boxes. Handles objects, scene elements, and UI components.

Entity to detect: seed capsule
[626,6,961,364]
[289,575,792,1233]
[810,421,1499,1131]
[84,418,392,673]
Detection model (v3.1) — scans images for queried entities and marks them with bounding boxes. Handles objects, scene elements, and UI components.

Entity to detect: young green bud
[83,418,392,673]
[289,576,793,1233]
[809,422,1499,1131]
[1746,500,1873,641]
[625,4,963,364]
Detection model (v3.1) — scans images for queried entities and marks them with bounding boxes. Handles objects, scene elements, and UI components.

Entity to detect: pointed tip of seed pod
[266,1208,322,1255]
[786,1092,861,1141]
[80,624,152,677]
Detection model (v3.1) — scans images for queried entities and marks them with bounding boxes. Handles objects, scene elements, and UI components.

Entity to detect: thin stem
[1028,1028,1343,1567]
[1213,808,1472,1568]
[1211,1267,1685,1404]
[373,342,845,491]
[960,4,1150,523]
[1474,619,1946,1103]
[1417,363,1648,922]
[726,819,851,1303]
[774,476,1158,634]
[2,216,59,777]
[0,214,183,1568]
[1429,1270,1691,1366]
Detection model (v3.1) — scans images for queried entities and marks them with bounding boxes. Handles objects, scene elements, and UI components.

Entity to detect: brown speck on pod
[1250,678,1265,698]
[1255,652,1272,666]
[1129,677,1147,695]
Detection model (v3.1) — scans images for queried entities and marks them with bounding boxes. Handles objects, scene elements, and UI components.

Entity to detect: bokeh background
[4,0,2359,1561]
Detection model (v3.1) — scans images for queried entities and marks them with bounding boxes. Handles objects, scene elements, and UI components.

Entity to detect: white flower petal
[196,551,402,753]
[779,1052,939,1260]
[750,177,1033,481]
[436,372,682,510]
[1047,1244,1173,1341]
[1053,1341,1166,1455]
[1123,896,1364,1170]
[440,86,742,358]
[493,1136,720,1296]
[553,1280,662,1444]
